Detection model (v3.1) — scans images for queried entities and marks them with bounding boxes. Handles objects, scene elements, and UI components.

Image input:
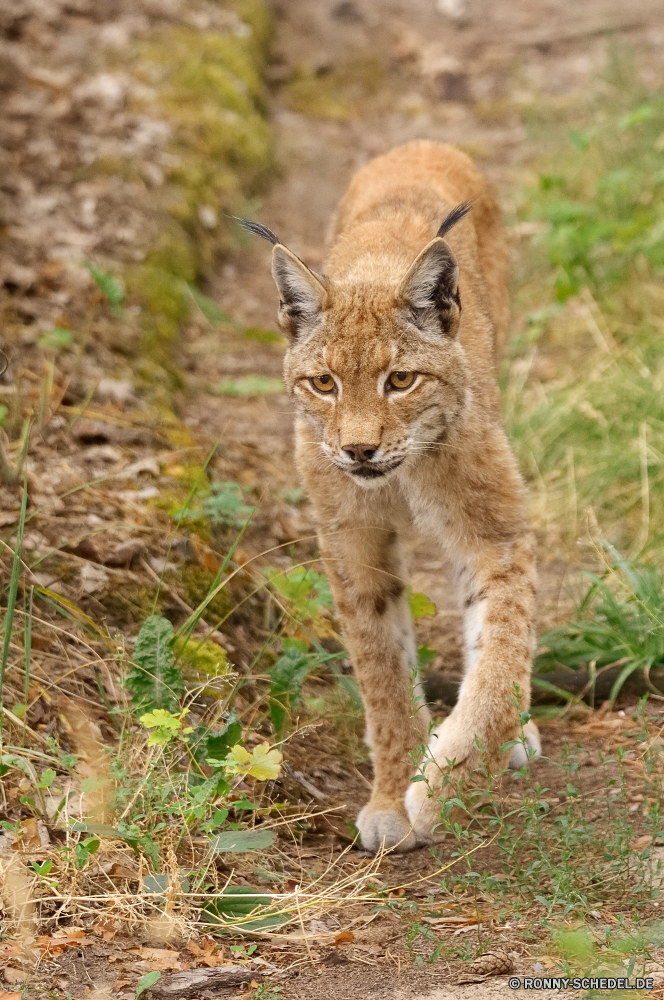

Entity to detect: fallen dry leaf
[186,939,227,967]
[12,817,41,851]
[190,535,222,573]
[140,947,182,971]
[92,915,118,941]
[186,937,216,958]
[109,862,138,879]
[200,955,225,968]
[334,931,354,945]
[37,934,93,957]
[3,970,25,985]
[0,991,23,1000]
[140,948,181,961]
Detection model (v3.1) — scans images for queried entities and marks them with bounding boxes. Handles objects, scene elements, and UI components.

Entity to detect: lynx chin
[241,140,540,853]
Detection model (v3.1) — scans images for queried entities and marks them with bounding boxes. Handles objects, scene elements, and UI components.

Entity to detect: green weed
[126,614,185,714]
[88,266,125,314]
[409,695,664,964]
[526,91,664,300]
[536,543,664,702]
[508,71,664,567]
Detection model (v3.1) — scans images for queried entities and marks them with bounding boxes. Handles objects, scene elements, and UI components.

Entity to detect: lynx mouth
[346,459,404,479]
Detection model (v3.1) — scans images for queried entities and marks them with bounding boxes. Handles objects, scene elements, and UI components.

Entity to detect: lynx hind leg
[508,719,542,769]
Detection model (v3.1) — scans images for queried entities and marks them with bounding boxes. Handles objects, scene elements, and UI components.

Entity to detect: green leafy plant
[126,615,184,715]
[140,708,194,747]
[250,986,283,999]
[536,544,664,703]
[189,710,242,777]
[409,589,436,620]
[31,859,53,877]
[203,884,286,930]
[37,327,73,351]
[267,566,334,638]
[136,971,161,999]
[74,835,101,869]
[528,90,664,299]
[204,481,255,528]
[211,742,282,781]
[209,829,276,852]
[268,640,325,734]
[88,265,125,313]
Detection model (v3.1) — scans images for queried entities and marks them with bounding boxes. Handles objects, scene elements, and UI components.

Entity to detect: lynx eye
[311,374,335,393]
[388,371,415,391]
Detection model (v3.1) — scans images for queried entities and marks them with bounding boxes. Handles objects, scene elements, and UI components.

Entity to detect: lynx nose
[342,443,377,463]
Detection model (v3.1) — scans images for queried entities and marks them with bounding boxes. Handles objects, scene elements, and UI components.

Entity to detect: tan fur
[264,140,538,852]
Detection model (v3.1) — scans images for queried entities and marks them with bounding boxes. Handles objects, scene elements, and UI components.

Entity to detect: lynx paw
[508,720,542,769]
[356,804,420,853]
[404,776,446,843]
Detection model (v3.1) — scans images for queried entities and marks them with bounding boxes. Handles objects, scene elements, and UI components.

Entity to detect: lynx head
[237,206,472,487]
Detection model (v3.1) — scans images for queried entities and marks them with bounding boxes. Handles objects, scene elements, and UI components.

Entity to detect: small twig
[1,706,50,748]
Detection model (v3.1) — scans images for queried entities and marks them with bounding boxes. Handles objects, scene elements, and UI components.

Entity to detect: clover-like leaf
[225,743,282,781]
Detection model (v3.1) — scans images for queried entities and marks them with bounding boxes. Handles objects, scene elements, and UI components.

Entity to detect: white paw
[356,805,419,853]
[509,720,542,769]
[404,780,432,836]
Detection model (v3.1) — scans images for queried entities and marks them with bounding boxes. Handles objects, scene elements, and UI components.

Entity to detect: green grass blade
[22,585,32,746]
[0,479,28,744]
[609,658,648,708]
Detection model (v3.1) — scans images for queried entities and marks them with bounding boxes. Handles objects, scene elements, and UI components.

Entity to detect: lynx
[241,140,540,852]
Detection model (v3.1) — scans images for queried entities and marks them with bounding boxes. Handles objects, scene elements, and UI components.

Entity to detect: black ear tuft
[231,216,281,245]
[436,201,472,240]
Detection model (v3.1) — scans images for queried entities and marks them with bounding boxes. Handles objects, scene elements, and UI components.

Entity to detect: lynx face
[269,228,472,486]
[284,296,470,486]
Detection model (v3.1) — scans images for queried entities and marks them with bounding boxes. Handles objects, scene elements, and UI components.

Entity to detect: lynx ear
[272,245,328,339]
[397,237,461,336]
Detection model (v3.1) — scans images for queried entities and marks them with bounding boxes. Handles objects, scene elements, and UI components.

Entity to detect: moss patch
[175,634,232,699]
[88,0,276,399]
[102,587,161,628]
[284,55,386,120]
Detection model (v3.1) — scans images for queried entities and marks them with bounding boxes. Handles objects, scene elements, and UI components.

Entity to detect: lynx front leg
[405,532,537,840]
[321,526,430,853]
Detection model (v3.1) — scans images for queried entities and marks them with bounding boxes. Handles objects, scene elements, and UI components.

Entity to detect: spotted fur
[258,141,538,852]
